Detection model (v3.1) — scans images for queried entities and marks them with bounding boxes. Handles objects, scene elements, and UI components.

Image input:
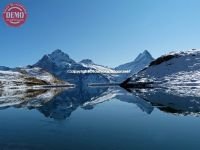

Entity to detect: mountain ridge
[33,49,154,84]
[0,49,155,87]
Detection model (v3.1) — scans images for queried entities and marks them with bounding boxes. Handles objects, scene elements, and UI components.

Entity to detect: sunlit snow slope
[128,49,200,86]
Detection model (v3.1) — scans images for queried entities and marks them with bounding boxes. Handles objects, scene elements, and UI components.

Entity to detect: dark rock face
[34,55,59,73]
[149,54,178,66]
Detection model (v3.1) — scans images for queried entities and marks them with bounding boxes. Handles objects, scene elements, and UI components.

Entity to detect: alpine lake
[0,85,200,150]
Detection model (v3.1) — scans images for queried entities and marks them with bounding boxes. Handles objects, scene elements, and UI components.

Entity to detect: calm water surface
[0,86,200,150]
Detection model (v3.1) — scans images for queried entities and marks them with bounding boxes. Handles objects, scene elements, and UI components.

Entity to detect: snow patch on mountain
[18,67,65,85]
[0,70,27,89]
[80,59,117,73]
[0,66,66,90]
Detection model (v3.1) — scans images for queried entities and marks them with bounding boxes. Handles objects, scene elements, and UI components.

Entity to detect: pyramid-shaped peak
[134,50,153,62]
[143,50,151,55]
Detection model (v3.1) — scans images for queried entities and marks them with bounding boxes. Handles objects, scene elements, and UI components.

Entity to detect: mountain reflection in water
[1,85,200,119]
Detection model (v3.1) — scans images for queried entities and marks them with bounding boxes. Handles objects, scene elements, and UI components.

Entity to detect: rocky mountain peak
[134,50,154,63]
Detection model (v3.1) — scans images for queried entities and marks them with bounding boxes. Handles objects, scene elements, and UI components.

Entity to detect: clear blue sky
[1,0,200,67]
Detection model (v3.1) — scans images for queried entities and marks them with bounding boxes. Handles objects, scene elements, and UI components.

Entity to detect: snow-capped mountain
[125,49,200,87]
[1,49,155,88]
[115,50,154,82]
[34,49,83,74]
[34,50,113,85]
[33,49,155,84]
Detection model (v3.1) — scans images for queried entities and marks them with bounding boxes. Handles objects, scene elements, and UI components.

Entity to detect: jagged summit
[51,49,63,54]
[47,49,76,65]
[49,49,69,59]
[134,50,154,62]
[34,49,77,71]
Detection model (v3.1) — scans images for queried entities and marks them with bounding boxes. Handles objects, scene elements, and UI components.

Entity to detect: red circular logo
[2,3,27,27]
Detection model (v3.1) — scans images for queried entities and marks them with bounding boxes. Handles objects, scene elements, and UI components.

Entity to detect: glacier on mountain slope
[80,59,117,73]
[79,59,121,83]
